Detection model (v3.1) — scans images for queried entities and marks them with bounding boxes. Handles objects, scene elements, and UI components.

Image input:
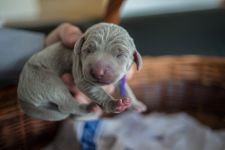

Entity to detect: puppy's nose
[90,65,105,80]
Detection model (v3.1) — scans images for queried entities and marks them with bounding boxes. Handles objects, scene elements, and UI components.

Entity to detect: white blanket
[44,112,225,150]
[76,112,225,150]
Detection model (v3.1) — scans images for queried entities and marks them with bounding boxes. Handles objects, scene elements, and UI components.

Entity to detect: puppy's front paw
[113,97,131,113]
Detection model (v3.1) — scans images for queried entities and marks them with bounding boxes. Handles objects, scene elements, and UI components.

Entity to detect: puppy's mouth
[83,67,116,85]
[85,75,115,85]
[91,79,113,85]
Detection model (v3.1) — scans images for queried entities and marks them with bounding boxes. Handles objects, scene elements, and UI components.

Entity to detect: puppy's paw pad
[122,97,131,105]
[114,98,131,113]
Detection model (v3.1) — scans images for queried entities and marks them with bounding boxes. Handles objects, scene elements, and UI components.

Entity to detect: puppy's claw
[113,98,131,113]
[123,97,131,105]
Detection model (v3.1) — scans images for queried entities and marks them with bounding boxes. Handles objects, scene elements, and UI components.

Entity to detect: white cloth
[94,112,225,150]
[45,112,225,150]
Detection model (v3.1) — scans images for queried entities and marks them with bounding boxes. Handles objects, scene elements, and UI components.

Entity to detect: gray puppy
[17,23,146,121]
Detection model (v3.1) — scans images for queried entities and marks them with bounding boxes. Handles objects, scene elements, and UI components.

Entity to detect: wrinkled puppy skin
[17,23,146,121]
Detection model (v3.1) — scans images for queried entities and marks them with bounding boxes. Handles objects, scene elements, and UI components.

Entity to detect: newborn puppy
[17,23,146,121]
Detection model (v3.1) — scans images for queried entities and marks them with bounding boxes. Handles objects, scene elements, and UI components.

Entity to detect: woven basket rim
[142,55,225,62]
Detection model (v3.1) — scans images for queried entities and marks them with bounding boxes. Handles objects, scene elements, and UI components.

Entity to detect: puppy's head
[73,23,142,85]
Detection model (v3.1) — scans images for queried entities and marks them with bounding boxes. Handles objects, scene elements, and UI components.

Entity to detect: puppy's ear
[73,36,85,55]
[133,50,142,71]
[72,36,85,81]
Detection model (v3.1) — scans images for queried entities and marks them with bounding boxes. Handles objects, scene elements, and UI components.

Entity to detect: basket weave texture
[0,86,61,150]
[0,55,225,149]
[128,56,225,128]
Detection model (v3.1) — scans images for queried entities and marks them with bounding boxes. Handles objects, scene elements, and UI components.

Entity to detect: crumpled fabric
[87,112,225,150]
[45,112,225,150]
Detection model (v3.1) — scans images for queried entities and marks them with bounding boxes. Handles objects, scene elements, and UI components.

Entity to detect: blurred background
[1,0,225,56]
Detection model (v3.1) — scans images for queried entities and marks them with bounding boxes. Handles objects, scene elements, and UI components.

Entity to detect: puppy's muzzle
[89,62,114,85]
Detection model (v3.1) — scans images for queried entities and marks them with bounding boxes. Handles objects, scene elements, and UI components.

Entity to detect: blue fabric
[0,28,44,88]
[80,76,125,150]
[80,119,102,150]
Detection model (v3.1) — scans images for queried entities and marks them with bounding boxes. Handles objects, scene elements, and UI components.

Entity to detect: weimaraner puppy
[17,23,146,121]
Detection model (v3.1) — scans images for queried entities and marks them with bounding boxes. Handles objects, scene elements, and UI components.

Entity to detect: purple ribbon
[121,75,126,97]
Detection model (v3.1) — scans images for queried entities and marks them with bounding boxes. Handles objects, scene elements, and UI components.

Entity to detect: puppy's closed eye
[83,48,93,54]
[82,43,96,54]
[116,53,123,58]
[115,49,128,59]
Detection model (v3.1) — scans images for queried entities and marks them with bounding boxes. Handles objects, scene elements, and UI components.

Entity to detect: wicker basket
[0,55,225,149]
[0,86,62,150]
[128,56,225,129]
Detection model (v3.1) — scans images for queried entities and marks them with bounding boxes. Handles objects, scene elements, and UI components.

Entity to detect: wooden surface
[103,0,124,24]
[5,0,125,28]
[5,0,109,28]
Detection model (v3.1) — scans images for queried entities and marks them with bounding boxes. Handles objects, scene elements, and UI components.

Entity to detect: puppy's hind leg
[20,101,69,121]
[18,65,91,120]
